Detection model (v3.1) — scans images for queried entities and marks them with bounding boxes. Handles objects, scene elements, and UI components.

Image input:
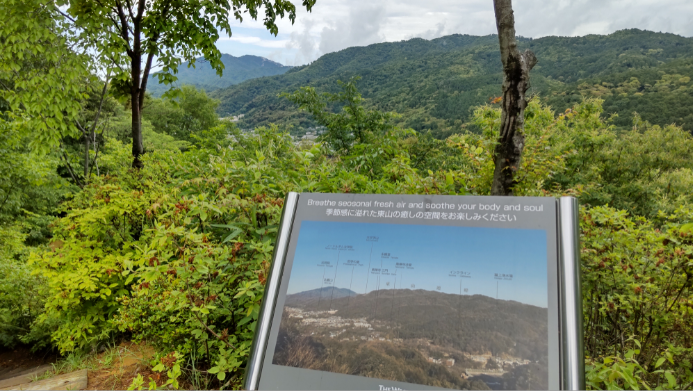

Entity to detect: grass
[29,342,145,384]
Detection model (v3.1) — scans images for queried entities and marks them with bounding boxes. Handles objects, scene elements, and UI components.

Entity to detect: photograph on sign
[272,222,548,389]
[255,194,559,390]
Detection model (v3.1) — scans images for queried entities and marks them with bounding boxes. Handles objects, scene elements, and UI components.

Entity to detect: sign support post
[245,192,299,391]
[559,197,585,390]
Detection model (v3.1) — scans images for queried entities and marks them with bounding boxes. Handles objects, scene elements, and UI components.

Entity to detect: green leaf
[238,316,252,326]
[665,371,676,388]
[445,172,454,186]
[680,223,693,233]
[222,229,242,243]
[656,357,666,368]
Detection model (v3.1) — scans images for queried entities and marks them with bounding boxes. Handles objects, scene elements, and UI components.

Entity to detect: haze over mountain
[285,286,357,307]
[148,54,292,97]
[210,29,693,137]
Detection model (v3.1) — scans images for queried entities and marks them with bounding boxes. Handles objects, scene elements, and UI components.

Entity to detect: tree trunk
[83,131,89,179]
[131,86,144,169]
[128,0,145,169]
[491,0,537,196]
[130,36,144,169]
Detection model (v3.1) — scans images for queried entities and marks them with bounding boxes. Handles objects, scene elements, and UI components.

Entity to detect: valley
[273,288,548,390]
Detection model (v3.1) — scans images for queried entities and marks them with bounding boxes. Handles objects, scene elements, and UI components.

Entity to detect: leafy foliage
[581,206,693,390]
[143,86,223,144]
[546,58,693,132]
[0,0,92,153]
[282,77,398,153]
[0,224,48,348]
[548,106,693,220]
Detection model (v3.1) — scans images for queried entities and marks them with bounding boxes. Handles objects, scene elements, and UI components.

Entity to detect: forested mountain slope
[212,29,693,136]
[148,54,292,97]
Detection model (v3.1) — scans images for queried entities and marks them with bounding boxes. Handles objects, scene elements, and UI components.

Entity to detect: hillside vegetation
[212,29,693,137]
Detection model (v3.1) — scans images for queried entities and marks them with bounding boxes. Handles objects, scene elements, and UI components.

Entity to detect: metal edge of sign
[244,191,300,390]
[558,196,586,390]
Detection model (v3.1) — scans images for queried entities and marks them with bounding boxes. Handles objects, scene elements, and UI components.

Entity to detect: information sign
[245,193,584,390]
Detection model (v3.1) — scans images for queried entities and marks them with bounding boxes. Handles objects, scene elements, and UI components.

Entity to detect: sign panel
[246,193,583,390]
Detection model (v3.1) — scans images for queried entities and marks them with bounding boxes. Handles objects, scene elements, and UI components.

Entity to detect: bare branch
[138,1,171,109]
[90,71,111,134]
[59,145,84,188]
[184,287,236,350]
[53,6,76,23]
[125,0,135,20]
[74,118,88,135]
[114,0,133,57]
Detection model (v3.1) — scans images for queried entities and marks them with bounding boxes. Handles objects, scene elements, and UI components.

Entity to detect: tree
[0,0,91,155]
[282,76,396,153]
[143,85,221,143]
[490,0,537,195]
[60,0,316,168]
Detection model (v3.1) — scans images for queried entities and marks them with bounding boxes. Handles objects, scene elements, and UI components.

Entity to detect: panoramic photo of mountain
[271,220,549,390]
[274,289,548,390]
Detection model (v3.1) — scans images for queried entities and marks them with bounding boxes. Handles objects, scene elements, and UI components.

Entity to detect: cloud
[283,0,387,65]
[287,20,319,65]
[318,2,386,54]
[218,0,693,65]
[415,21,447,40]
[219,34,289,48]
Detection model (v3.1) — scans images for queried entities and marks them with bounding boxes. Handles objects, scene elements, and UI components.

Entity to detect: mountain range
[147,54,291,97]
[208,29,693,137]
[285,286,357,307]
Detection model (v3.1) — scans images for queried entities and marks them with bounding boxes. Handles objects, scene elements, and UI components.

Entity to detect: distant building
[445,359,455,367]
[301,131,318,141]
[221,114,245,122]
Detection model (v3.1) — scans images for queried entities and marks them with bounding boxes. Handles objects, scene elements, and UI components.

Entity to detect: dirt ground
[1,341,197,390]
[85,341,157,390]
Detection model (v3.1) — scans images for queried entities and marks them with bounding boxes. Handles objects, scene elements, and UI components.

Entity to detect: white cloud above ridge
[218,34,289,48]
[218,0,693,66]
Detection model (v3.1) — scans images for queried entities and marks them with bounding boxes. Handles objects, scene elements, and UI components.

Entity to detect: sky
[216,0,693,66]
[285,220,548,308]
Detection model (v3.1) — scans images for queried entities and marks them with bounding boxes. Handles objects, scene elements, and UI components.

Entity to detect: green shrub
[581,206,693,389]
[0,224,48,348]
[29,156,176,353]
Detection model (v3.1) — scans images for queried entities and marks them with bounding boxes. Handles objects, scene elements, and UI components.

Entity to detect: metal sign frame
[245,193,584,390]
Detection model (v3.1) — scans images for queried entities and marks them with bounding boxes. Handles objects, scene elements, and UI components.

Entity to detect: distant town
[284,306,534,380]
